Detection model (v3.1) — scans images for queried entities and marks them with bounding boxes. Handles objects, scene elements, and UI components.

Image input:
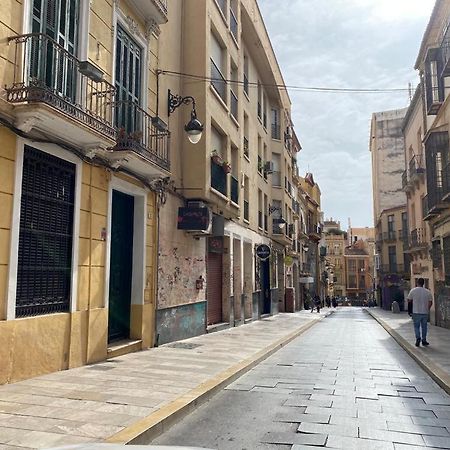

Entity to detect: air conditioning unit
[264,161,274,174]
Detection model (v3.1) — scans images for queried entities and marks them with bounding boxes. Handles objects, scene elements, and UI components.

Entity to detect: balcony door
[30,0,79,99]
[115,26,142,134]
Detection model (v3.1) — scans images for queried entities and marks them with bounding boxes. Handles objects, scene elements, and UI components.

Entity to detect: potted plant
[222,161,232,174]
[211,149,222,165]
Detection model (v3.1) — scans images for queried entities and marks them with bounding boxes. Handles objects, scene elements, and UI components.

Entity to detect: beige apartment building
[344,240,371,304]
[0,0,169,382]
[370,108,409,309]
[413,0,450,329]
[154,0,305,341]
[323,220,347,299]
[401,84,435,320]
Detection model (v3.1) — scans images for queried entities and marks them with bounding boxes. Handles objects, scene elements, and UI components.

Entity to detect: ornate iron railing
[6,33,116,139]
[154,0,168,15]
[114,100,170,171]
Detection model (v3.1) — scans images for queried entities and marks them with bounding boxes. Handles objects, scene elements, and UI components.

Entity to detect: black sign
[177,207,210,231]
[256,244,271,260]
[208,236,224,254]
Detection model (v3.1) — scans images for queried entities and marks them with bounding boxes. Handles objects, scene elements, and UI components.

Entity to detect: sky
[258,0,435,228]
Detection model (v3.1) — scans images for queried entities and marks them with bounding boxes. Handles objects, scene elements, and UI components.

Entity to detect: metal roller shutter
[207,252,223,325]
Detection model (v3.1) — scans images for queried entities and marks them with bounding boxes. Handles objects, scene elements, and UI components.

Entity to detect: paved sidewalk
[367,308,450,396]
[0,310,331,449]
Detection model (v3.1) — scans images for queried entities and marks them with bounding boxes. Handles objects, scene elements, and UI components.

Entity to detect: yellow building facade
[0,0,168,382]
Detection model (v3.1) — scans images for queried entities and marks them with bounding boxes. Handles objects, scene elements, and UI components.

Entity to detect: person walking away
[407,278,433,347]
[314,295,321,313]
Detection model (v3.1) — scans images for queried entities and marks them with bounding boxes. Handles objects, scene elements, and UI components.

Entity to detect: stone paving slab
[367,308,450,395]
[0,311,327,449]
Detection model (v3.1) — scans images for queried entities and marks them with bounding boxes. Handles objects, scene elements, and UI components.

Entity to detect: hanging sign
[256,244,271,260]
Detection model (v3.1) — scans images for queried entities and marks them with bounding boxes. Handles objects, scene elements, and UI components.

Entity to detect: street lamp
[168,90,204,144]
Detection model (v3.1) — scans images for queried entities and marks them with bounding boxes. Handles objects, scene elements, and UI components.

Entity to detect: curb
[366,309,450,396]
[106,313,328,445]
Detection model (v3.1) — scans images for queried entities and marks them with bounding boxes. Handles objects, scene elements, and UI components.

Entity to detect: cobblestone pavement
[152,308,450,449]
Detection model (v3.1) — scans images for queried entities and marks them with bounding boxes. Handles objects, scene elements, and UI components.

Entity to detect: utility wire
[158,69,410,94]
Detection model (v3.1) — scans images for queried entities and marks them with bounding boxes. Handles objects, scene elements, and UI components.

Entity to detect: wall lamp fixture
[168,89,204,144]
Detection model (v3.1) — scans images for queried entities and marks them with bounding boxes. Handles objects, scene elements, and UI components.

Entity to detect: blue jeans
[412,313,428,341]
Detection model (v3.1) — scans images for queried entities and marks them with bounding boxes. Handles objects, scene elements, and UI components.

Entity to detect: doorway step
[107,339,142,359]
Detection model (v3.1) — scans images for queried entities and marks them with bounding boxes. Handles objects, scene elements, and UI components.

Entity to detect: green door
[108,190,134,342]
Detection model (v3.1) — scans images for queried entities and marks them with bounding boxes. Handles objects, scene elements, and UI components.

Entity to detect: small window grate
[16,146,75,317]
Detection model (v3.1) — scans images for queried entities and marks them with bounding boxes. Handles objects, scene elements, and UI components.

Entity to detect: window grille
[16,146,75,317]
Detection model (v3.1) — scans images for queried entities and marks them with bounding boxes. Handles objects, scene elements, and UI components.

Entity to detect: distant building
[344,240,372,303]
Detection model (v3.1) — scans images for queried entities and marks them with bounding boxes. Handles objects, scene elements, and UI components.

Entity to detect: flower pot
[211,154,222,165]
[222,163,232,174]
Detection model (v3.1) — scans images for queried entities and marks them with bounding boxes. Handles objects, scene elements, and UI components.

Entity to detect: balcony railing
[423,187,444,218]
[382,231,397,241]
[230,175,239,204]
[410,228,427,249]
[272,218,286,235]
[379,264,405,274]
[230,89,238,120]
[114,101,170,170]
[6,33,116,139]
[211,59,226,102]
[211,160,227,196]
[230,8,238,41]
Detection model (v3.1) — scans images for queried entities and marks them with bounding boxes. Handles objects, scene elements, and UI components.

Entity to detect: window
[258,189,263,229]
[348,260,356,272]
[243,175,249,221]
[257,81,262,119]
[31,0,80,100]
[388,246,397,272]
[424,48,444,114]
[272,153,281,186]
[16,146,76,317]
[210,33,226,101]
[271,109,280,139]
[243,53,249,96]
[264,194,268,232]
[230,63,238,120]
[210,126,227,195]
[230,146,239,204]
[115,26,142,131]
[243,114,249,158]
[230,0,238,41]
[348,274,357,289]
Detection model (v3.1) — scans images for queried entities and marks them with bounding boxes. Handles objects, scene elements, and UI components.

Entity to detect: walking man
[407,278,433,347]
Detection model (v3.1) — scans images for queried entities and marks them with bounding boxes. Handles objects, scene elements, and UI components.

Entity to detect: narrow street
[151,308,450,450]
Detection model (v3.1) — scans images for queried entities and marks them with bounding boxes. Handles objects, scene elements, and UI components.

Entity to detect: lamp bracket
[168,89,196,116]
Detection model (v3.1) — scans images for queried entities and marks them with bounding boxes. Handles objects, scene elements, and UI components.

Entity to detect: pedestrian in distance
[314,295,321,313]
[332,297,337,308]
[407,278,433,347]
[325,295,331,308]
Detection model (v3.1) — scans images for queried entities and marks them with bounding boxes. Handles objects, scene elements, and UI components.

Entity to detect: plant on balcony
[211,149,223,165]
[222,161,232,174]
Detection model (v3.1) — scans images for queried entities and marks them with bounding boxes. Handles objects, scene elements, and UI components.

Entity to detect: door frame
[105,177,147,310]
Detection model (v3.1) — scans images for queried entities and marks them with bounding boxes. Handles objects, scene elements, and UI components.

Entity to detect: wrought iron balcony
[379,264,405,274]
[423,187,445,220]
[114,101,170,171]
[382,231,397,241]
[6,33,116,141]
[409,228,428,250]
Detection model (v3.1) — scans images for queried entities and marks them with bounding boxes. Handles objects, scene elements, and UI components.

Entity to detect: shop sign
[256,244,271,260]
